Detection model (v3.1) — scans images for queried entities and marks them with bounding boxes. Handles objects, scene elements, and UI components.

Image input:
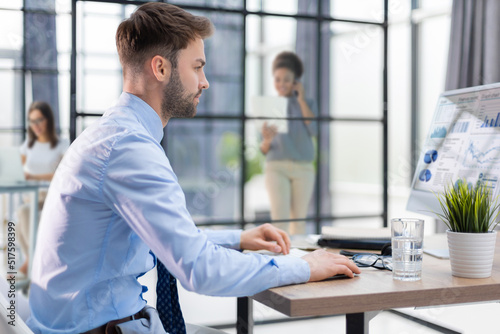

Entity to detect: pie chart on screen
[419,169,432,182]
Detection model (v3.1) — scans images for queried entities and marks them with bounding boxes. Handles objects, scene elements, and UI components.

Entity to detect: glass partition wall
[72,0,390,233]
[0,0,390,232]
[0,0,457,330]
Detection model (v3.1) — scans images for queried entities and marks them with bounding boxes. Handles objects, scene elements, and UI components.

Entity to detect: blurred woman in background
[260,52,316,235]
[17,101,68,276]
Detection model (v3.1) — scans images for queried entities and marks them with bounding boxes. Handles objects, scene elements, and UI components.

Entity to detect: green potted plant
[434,179,500,278]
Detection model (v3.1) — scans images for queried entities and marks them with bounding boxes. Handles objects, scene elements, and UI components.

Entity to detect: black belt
[81,308,144,334]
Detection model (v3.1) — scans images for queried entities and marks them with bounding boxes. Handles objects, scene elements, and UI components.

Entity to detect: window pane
[0,0,22,10]
[246,15,297,55]
[0,58,16,70]
[418,15,451,147]
[124,4,138,16]
[421,0,452,10]
[0,71,23,129]
[244,119,266,221]
[165,119,242,223]
[388,21,411,189]
[329,122,383,216]
[244,119,317,234]
[193,11,244,116]
[388,0,411,23]
[170,0,243,10]
[79,4,123,54]
[81,2,123,15]
[83,55,120,72]
[56,14,72,54]
[247,0,315,16]
[328,21,383,118]
[80,73,122,113]
[58,53,71,72]
[0,10,23,66]
[329,0,384,23]
[56,0,72,14]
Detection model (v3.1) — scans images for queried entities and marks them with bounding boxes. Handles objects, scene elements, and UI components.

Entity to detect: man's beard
[161,68,201,119]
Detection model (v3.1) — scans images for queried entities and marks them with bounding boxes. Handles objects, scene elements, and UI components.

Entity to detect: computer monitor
[407,82,500,217]
[0,147,26,185]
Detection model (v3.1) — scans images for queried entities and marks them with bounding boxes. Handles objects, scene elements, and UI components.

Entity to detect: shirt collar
[115,92,164,143]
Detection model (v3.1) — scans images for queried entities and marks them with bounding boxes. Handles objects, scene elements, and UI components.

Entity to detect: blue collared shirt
[27,92,310,333]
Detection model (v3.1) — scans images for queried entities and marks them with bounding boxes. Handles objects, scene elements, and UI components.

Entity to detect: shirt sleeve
[101,133,310,297]
[203,229,242,249]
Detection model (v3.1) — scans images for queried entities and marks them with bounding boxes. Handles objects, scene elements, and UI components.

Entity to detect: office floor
[191,298,500,334]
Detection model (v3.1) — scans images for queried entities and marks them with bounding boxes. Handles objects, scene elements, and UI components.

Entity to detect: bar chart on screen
[480,113,500,128]
[473,98,500,134]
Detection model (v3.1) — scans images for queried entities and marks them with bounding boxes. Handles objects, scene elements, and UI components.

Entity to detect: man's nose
[200,72,209,90]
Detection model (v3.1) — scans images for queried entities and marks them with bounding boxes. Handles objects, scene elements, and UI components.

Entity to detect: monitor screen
[407,82,500,217]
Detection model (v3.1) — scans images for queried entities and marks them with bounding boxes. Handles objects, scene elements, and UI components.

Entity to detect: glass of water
[391,218,424,281]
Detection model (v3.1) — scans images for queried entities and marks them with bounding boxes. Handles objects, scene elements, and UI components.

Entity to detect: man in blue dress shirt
[27,3,360,333]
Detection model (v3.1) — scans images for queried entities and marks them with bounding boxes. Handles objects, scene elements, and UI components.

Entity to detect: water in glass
[392,236,423,281]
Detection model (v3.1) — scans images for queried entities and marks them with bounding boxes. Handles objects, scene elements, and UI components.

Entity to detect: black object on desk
[317,238,391,250]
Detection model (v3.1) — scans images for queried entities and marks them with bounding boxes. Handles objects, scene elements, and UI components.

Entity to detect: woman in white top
[17,101,68,276]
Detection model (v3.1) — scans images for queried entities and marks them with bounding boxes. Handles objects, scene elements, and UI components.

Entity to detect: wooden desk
[236,234,500,334]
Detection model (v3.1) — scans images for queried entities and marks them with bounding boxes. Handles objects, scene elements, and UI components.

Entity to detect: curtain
[296,0,331,219]
[25,0,60,128]
[445,0,500,90]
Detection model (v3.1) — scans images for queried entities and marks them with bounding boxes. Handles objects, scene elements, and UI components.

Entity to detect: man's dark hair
[116,2,214,73]
[27,101,58,149]
[272,51,304,80]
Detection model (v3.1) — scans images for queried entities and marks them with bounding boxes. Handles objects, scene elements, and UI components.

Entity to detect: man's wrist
[273,256,311,286]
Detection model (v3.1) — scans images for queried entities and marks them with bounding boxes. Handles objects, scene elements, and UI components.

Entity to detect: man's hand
[302,249,361,281]
[240,223,291,255]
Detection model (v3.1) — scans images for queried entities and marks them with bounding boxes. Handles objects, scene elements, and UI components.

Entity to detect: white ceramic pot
[447,230,497,278]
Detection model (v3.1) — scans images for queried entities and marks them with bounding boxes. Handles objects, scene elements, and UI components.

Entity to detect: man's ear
[151,55,172,83]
